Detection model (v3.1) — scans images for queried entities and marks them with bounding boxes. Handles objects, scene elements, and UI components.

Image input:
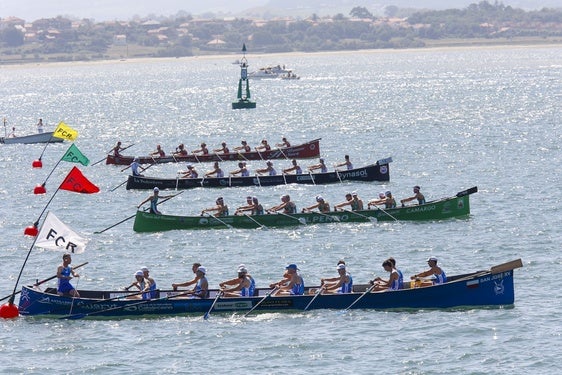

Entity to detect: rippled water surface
[1,46,561,374]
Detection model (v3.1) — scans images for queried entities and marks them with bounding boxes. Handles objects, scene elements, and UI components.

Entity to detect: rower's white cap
[141,266,149,272]
[238,267,248,274]
[135,270,144,276]
[379,192,386,198]
[337,264,346,270]
[316,195,324,202]
[153,187,160,192]
[197,266,206,274]
[427,257,438,262]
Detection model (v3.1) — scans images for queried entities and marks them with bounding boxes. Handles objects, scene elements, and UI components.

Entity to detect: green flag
[62,143,90,166]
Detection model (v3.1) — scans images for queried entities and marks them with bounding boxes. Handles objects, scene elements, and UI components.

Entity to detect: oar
[204,213,232,229]
[456,186,478,197]
[343,284,375,311]
[91,143,135,166]
[243,286,279,317]
[86,288,158,305]
[304,286,324,311]
[61,289,194,320]
[372,205,399,222]
[203,290,223,320]
[244,213,267,229]
[275,211,306,225]
[308,171,316,185]
[0,262,88,303]
[341,208,376,222]
[94,192,183,234]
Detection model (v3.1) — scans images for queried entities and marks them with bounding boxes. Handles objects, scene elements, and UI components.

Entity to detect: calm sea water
[1,46,561,374]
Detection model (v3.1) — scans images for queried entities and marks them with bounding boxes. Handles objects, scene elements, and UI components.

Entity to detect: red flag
[59,166,100,194]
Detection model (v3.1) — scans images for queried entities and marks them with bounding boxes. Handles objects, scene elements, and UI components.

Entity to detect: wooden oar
[372,205,399,222]
[244,213,267,229]
[204,213,232,229]
[243,286,279,317]
[276,211,306,225]
[341,208,376,222]
[0,262,88,303]
[61,289,193,320]
[304,286,324,311]
[91,143,135,166]
[94,192,183,234]
[203,290,223,320]
[343,284,375,311]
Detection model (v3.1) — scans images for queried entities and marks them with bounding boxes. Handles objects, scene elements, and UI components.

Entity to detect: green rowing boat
[132,187,476,232]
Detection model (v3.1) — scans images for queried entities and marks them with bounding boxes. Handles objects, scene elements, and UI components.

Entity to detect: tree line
[1,1,561,63]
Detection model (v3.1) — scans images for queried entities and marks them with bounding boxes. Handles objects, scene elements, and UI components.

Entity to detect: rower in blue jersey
[256,160,276,176]
[411,257,447,286]
[401,185,426,206]
[220,266,253,297]
[205,161,224,178]
[371,259,402,291]
[282,159,303,175]
[308,158,328,173]
[230,162,249,177]
[387,257,404,289]
[335,154,353,170]
[321,263,353,294]
[187,266,209,298]
[271,264,304,296]
[125,270,152,299]
[141,266,158,299]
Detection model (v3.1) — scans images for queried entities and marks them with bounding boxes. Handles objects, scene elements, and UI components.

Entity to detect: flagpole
[38,147,67,188]
[7,219,45,305]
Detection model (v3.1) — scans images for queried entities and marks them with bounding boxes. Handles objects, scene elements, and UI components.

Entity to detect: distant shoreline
[1,37,561,68]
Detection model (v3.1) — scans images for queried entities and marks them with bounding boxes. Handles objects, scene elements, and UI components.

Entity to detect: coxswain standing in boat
[370,259,402,292]
[205,161,224,178]
[201,197,229,217]
[282,159,303,175]
[335,154,353,170]
[172,262,202,291]
[219,266,253,297]
[230,162,249,176]
[213,142,230,154]
[267,194,297,214]
[334,191,364,211]
[302,195,331,213]
[256,160,277,176]
[400,185,426,206]
[7,127,16,138]
[235,196,264,216]
[276,137,291,148]
[180,164,198,178]
[57,253,80,297]
[411,257,447,286]
[255,139,271,151]
[173,143,188,156]
[36,118,44,133]
[192,142,209,155]
[138,187,174,215]
[321,263,353,294]
[150,144,165,157]
[271,264,304,296]
[122,157,144,176]
[233,140,251,153]
[308,158,328,173]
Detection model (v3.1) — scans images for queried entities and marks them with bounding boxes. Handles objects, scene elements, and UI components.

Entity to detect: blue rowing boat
[17,259,521,319]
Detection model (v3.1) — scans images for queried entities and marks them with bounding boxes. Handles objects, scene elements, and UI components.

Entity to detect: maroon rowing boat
[105,138,321,165]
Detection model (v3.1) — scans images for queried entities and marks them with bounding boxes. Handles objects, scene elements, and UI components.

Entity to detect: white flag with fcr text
[35,212,87,254]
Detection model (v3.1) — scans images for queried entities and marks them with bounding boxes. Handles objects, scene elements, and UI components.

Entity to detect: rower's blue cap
[285,264,298,270]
